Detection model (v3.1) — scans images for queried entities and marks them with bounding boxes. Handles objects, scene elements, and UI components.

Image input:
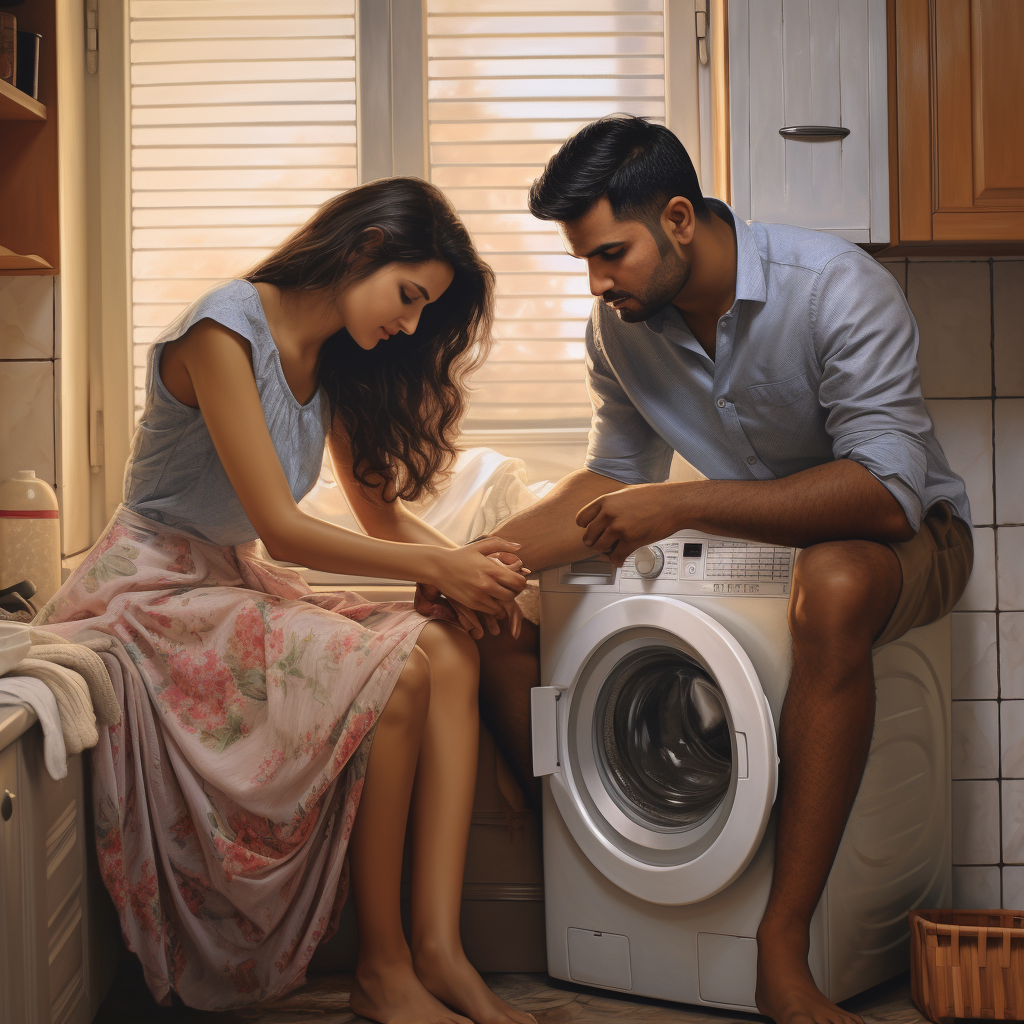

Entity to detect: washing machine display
[535,530,952,1012]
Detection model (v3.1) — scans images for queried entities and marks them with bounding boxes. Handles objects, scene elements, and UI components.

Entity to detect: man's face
[559,197,691,323]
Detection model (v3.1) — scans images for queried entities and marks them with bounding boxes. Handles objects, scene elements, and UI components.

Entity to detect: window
[128,0,357,415]
[426,1,666,434]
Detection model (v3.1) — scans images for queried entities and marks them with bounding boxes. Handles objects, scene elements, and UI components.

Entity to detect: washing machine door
[540,596,778,906]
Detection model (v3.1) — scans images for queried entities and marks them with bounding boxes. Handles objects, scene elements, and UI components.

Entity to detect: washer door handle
[531,686,560,776]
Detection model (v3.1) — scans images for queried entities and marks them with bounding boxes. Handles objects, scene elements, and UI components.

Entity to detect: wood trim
[932,211,1024,241]
[895,0,933,240]
[933,0,973,210]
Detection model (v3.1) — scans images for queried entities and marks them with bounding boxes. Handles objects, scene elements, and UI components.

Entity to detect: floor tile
[952,700,999,779]
[1002,613,1024,699]
[998,527,1024,610]
[1003,779,1024,864]
[952,779,1001,864]
[995,400,1024,524]
[952,865,1002,909]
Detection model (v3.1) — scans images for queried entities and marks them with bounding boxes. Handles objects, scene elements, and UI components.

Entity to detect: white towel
[0,677,68,779]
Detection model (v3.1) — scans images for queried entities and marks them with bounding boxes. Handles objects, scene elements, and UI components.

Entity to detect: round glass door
[594,647,733,830]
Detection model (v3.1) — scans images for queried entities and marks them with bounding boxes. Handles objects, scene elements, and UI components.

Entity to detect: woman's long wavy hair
[246,178,494,502]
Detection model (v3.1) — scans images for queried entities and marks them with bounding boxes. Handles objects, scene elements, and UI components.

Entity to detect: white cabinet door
[728,0,889,244]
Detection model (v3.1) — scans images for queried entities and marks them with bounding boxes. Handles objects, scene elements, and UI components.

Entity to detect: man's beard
[604,252,691,323]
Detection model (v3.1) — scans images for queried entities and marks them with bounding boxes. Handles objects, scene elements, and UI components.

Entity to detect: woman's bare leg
[349,648,473,1024]
[408,622,536,1024]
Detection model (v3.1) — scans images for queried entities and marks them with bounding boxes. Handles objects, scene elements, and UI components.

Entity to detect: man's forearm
[491,468,625,572]
[664,459,914,548]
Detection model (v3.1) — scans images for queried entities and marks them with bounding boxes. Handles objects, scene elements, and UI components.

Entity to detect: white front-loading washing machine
[532,531,951,1012]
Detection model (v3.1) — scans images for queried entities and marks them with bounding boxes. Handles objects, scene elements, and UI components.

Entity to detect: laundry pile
[0,627,120,779]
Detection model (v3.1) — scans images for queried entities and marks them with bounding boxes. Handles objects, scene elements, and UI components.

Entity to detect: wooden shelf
[0,245,52,271]
[0,78,46,122]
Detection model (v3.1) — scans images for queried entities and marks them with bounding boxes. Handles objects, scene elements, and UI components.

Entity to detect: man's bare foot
[351,958,474,1024]
[755,931,863,1024]
[413,941,536,1024]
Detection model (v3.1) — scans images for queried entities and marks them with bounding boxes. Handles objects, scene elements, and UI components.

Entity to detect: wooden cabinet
[0,0,59,273]
[0,712,118,1024]
[895,0,1024,243]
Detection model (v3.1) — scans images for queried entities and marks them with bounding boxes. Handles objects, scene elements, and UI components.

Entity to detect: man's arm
[576,458,914,566]
[491,468,628,572]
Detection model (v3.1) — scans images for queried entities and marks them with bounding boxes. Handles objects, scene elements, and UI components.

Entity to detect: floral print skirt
[36,507,431,1010]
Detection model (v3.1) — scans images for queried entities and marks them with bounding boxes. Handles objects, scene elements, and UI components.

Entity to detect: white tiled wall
[0,277,57,489]
[895,257,1024,909]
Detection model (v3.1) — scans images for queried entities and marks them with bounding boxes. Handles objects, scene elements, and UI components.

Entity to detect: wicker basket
[910,909,1024,1021]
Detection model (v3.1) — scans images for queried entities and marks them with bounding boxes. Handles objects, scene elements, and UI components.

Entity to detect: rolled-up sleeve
[584,307,674,485]
[815,254,932,531]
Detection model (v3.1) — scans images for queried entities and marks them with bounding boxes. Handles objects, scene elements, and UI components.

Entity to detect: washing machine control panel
[553,532,796,596]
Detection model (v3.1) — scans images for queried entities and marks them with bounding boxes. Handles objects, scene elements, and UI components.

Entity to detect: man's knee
[788,540,902,646]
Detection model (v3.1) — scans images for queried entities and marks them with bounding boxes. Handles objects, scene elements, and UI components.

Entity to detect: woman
[37,179,535,1024]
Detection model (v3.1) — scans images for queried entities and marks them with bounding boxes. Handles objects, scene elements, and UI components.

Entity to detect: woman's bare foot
[351,958,474,1024]
[755,929,863,1024]
[413,941,536,1024]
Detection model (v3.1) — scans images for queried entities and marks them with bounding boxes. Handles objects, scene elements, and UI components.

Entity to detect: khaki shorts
[874,501,974,647]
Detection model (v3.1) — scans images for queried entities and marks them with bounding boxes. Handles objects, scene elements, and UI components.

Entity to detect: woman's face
[340,259,455,351]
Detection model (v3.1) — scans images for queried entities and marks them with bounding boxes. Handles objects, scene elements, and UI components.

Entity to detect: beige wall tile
[0,277,54,360]
[952,613,998,699]
[953,700,1000,779]
[927,399,993,525]
[1003,779,1024,864]
[998,528,1024,610]
[1002,701,1024,779]
[953,779,1001,863]
[878,258,906,294]
[0,360,55,485]
[953,866,1001,909]
[1002,866,1024,909]
[994,262,1024,396]
[996,400,1024,524]
[957,527,995,610]
[908,261,991,398]
[1001,613,1024,699]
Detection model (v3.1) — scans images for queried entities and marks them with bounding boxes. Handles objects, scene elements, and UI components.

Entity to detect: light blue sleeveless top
[124,280,329,546]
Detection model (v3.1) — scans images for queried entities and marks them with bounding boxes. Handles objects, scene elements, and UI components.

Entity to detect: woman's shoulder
[155,279,266,350]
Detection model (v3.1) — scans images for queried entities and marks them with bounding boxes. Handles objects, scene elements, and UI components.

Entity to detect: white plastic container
[0,470,61,608]
[0,621,31,675]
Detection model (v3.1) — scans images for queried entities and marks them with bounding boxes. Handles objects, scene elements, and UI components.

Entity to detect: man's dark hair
[528,115,710,228]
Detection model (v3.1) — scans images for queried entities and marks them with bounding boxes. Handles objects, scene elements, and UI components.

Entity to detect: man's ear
[662,197,697,250]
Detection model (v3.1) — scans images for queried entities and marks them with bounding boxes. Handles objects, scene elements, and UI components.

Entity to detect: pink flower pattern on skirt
[37,507,432,1010]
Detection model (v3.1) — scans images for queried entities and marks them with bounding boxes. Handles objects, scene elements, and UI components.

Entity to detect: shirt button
[747,455,758,464]
[716,398,727,408]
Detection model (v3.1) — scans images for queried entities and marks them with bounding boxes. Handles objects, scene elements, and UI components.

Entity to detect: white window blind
[426,0,666,432]
[128,0,357,416]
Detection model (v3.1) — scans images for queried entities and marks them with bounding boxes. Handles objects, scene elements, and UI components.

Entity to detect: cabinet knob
[1,789,14,822]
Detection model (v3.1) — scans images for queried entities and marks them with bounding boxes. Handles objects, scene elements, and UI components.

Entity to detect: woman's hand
[424,538,528,619]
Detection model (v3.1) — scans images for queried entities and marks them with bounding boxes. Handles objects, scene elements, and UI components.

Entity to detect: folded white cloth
[11,657,97,754]
[0,677,68,779]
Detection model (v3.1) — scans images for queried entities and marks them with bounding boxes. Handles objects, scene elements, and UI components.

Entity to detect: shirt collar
[643,200,766,338]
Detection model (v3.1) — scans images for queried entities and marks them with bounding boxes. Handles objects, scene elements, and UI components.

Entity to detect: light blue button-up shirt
[584,200,971,533]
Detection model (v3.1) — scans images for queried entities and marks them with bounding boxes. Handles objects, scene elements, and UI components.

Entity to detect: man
[470,116,973,1024]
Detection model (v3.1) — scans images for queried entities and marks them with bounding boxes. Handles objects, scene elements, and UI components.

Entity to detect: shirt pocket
[746,373,812,408]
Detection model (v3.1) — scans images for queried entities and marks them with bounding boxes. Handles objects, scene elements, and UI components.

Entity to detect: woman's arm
[328,421,524,638]
[177,319,526,614]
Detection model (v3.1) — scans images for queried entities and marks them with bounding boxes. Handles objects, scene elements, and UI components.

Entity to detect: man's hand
[576,483,680,566]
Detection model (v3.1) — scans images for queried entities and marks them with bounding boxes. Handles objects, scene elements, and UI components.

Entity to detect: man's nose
[588,263,613,297]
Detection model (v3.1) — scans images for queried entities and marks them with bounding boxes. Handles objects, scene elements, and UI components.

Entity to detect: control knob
[633,545,665,579]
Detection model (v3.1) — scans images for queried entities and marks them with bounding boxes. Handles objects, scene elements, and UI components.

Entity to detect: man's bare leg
[755,540,902,1024]
[476,619,541,813]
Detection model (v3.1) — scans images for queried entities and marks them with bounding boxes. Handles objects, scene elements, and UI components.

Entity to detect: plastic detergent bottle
[0,470,61,608]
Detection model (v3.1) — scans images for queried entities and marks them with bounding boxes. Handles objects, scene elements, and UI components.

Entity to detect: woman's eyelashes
[400,288,414,305]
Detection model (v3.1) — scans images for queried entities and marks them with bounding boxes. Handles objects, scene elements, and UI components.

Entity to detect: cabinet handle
[1,789,14,822]
[779,125,851,141]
